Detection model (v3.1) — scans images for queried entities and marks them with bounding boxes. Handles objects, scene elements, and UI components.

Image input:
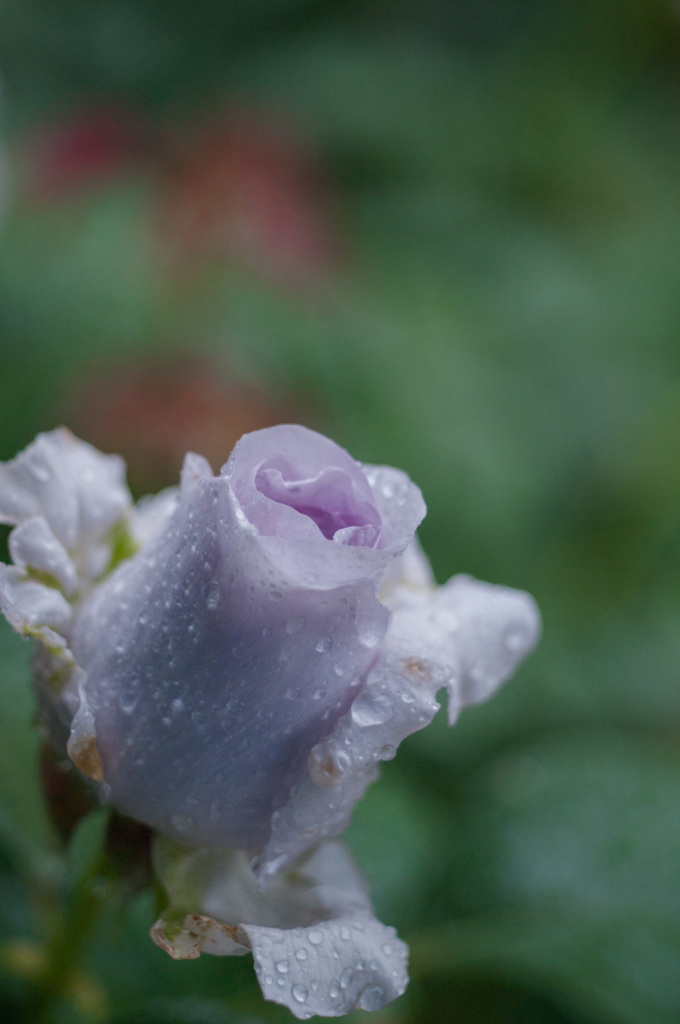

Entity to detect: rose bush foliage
[0,425,540,1018]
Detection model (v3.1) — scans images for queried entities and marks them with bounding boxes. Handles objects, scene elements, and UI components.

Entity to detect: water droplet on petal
[275,959,289,974]
[204,582,220,609]
[329,982,341,1000]
[285,616,305,635]
[358,621,383,649]
[308,930,323,946]
[315,635,333,653]
[357,984,386,1010]
[340,968,353,988]
[295,947,309,961]
[292,985,309,1004]
[351,691,394,727]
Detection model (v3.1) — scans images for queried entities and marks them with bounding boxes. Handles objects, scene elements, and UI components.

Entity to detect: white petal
[8,517,78,595]
[419,574,542,720]
[257,575,540,875]
[150,838,408,1019]
[0,428,130,550]
[0,563,72,638]
[378,536,434,602]
[131,487,179,548]
[246,911,407,1018]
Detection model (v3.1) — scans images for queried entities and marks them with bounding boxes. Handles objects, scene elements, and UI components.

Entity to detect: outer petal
[0,563,72,639]
[0,428,130,553]
[151,838,408,1019]
[257,575,540,876]
[71,455,394,850]
[8,517,78,595]
[401,574,542,721]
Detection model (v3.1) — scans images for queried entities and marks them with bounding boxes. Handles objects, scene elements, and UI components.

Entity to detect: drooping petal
[0,428,130,553]
[151,837,408,1019]
[257,575,540,876]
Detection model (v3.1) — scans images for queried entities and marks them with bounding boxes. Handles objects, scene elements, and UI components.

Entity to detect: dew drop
[285,615,305,635]
[357,984,386,1011]
[292,985,309,1004]
[275,959,289,974]
[378,744,396,761]
[340,968,353,988]
[329,982,341,1000]
[295,947,309,961]
[339,927,351,941]
[358,621,383,649]
[315,635,333,653]
[308,930,323,946]
[204,581,220,609]
[351,691,394,727]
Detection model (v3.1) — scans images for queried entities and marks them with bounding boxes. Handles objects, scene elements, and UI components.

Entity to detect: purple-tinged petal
[225,427,426,589]
[151,838,408,1019]
[71,452,392,850]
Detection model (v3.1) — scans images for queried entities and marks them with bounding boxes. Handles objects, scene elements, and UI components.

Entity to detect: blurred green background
[2,0,680,1021]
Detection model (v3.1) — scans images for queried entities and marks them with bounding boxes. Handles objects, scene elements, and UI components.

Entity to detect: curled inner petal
[255,461,382,545]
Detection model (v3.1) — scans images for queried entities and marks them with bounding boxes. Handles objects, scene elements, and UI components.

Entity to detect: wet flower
[0,425,540,1018]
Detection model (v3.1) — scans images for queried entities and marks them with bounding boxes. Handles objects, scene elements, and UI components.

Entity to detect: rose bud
[0,425,540,1018]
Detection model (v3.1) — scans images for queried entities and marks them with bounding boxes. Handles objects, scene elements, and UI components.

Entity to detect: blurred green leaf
[413,731,680,1024]
[0,621,51,865]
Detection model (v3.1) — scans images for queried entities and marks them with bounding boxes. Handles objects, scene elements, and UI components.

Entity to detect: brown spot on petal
[151,914,241,960]
[70,735,105,783]
[308,752,342,786]
[404,658,431,683]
